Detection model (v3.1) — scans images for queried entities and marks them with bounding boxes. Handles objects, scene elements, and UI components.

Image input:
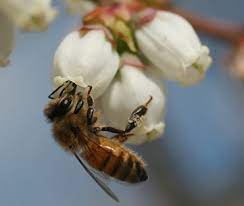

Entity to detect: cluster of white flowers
[0,0,212,144]
[53,9,212,144]
[0,0,57,66]
[0,0,95,67]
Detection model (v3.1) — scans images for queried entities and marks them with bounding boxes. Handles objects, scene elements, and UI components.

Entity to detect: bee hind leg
[109,96,153,143]
[124,96,153,133]
[111,133,134,143]
[92,126,125,134]
[84,86,125,134]
[90,96,153,138]
[85,86,153,137]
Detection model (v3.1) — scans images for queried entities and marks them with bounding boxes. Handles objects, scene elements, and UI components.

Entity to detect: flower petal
[65,0,96,15]
[136,10,212,85]
[53,29,120,99]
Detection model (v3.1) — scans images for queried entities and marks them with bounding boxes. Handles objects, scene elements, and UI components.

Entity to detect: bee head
[44,95,74,122]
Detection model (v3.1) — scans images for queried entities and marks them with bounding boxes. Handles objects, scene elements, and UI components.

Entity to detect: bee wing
[74,152,119,202]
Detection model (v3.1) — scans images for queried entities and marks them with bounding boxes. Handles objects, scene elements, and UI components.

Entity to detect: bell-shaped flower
[53,29,120,99]
[135,10,212,85]
[65,0,96,15]
[0,0,57,31]
[0,12,15,67]
[99,64,166,145]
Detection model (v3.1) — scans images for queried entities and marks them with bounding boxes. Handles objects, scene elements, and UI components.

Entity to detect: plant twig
[170,7,243,44]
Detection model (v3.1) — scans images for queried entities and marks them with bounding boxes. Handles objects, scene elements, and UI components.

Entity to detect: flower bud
[136,10,212,85]
[53,29,120,99]
[0,12,15,67]
[0,0,57,31]
[100,65,166,145]
[65,0,96,15]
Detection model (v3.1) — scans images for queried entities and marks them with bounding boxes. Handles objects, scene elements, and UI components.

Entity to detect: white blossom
[136,10,212,86]
[65,0,96,15]
[0,11,15,67]
[0,0,57,31]
[100,65,166,145]
[53,29,120,99]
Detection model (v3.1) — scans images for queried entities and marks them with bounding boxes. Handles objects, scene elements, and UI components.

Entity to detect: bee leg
[90,96,153,136]
[85,86,125,134]
[106,96,152,142]
[111,133,134,143]
[124,96,153,133]
[92,126,125,134]
[67,82,77,96]
[74,93,84,114]
[85,86,99,132]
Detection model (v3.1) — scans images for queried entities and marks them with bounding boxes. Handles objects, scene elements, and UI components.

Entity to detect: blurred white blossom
[0,0,57,67]
[0,12,15,67]
[53,29,120,99]
[100,64,166,145]
[65,0,96,15]
[136,10,212,86]
[0,0,57,31]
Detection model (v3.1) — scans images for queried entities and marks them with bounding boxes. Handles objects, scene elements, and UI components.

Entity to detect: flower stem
[170,7,243,44]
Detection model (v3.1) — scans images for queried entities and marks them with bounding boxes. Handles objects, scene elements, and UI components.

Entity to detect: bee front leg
[74,92,84,114]
[85,86,97,132]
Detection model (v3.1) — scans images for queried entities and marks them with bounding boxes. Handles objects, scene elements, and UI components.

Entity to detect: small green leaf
[112,20,137,53]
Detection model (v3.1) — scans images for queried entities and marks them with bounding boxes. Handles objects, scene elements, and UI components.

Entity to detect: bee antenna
[48,80,76,99]
[48,83,66,99]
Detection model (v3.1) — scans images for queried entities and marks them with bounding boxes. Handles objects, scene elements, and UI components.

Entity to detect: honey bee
[44,81,153,202]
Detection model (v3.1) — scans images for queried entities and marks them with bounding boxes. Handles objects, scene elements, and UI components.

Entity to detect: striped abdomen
[82,137,148,183]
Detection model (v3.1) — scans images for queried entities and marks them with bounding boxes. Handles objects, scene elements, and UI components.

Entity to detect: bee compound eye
[61,97,72,107]
[63,99,71,106]
[60,97,73,111]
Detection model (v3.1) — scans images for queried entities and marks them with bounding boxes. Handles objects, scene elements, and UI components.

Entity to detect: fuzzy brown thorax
[44,93,94,152]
